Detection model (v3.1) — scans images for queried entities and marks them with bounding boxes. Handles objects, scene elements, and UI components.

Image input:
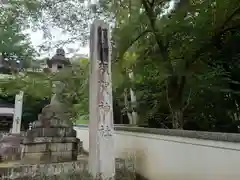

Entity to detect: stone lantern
[47,48,70,73]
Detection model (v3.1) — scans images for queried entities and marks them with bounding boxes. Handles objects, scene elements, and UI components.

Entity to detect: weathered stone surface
[25,128,76,138]
[78,140,83,154]
[28,103,72,130]
[19,94,79,164]
[0,152,20,162]
[22,137,77,144]
[0,172,93,180]
[0,160,89,180]
[22,143,75,153]
[21,108,79,163]
[39,104,71,125]
[32,119,71,128]
[0,157,137,180]
[0,134,22,143]
[0,132,10,139]
[22,150,77,163]
[0,134,22,162]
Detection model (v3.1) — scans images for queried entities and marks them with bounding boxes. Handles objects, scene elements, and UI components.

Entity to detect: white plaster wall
[0,107,14,115]
[74,126,240,180]
[75,126,89,152]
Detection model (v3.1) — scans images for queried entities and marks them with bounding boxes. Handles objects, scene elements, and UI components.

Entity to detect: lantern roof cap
[47,48,71,67]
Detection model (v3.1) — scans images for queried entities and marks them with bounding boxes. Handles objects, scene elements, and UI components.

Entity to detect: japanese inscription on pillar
[97,26,113,137]
[89,19,115,180]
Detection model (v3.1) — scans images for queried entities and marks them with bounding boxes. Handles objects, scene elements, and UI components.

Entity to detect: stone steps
[0,157,136,180]
[0,159,91,180]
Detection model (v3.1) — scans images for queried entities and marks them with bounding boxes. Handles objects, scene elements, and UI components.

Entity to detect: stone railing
[74,124,240,180]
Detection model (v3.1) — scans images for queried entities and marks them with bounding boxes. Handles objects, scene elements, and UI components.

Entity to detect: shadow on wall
[118,148,148,180]
[136,174,148,180]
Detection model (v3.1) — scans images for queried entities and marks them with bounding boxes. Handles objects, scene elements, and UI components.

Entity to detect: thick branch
[183,88,192,112]
[141,0,172,71]
[142,0,165,52]
[119,29,152,58]
[146,0,155,7]
[218,6,240,31]
[188,22,240,70]
[166,81,173,117]
[219,23,240,35]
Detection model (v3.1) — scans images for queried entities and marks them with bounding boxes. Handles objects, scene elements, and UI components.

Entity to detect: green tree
[0,57,89,125]
[53,57,89,122]
[0,0,40,68]
[100,0,240,131]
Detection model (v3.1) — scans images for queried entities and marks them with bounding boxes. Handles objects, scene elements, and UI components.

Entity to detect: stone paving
[0,155,136,180]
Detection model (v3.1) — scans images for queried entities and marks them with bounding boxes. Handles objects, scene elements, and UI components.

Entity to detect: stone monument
[89,19,115,179]
[47,48,70,73]
[20,103,78,163]
[0,49,91,180]
[21,49,77,163]
[12,91,24,134]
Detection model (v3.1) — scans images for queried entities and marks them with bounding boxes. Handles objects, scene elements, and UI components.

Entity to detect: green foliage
[0,72,51,98]
[100,0,240,131]
[1,0,240,132]
[0,57,89,125]
[0,0,39,68]
[53,59,89,121]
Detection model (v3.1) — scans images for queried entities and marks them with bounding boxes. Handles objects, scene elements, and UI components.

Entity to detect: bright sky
[28,0,175,60]
[28,0,92,59]
[29,28,89,59]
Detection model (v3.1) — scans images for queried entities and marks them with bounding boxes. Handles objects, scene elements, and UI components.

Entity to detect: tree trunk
[167,75,186,129]
[129,71,138,125]
[124,88,133,124]
[172,109,183,129]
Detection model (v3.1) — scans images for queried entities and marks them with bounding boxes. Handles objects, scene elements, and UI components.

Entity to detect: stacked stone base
[0,102,137,179]
[21,127,78,163]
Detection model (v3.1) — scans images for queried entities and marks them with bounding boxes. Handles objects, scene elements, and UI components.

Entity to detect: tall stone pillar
[89,19,115,179]
[12,91,24,134]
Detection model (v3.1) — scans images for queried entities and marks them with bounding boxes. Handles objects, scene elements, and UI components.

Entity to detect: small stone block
[21,151,77,163]
[32,119,72,128]
[25,128,76,138]
[22,137,77,144]
[22,143,76,153]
